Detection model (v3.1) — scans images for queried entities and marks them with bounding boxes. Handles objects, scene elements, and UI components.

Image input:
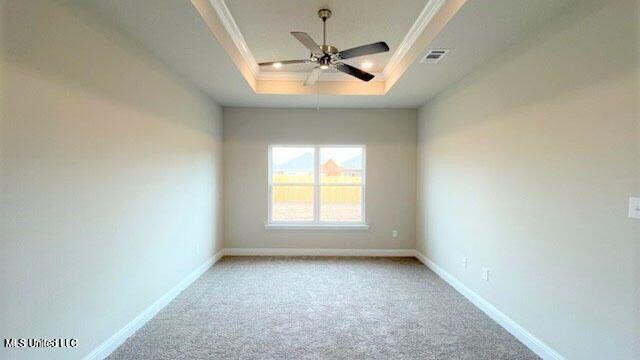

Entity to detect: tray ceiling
[63,0,578,107]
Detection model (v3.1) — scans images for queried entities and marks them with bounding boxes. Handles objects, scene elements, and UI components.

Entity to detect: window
[268,145,366,228]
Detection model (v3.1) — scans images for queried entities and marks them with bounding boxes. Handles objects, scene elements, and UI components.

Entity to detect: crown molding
[382,0,448,79]
[206,0,260,76]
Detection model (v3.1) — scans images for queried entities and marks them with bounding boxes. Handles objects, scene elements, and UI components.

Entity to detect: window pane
[272,147,314,184]
[271,185,314,222]
[320,186,362,222]
[320,147,363,184]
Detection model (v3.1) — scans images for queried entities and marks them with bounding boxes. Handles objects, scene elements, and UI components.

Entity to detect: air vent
[420,49,449,64]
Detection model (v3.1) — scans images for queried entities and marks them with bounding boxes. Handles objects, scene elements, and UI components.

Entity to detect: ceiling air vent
[420,49,449,64]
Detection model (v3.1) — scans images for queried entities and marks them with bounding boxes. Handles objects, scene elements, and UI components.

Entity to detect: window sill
[265,223,370,230]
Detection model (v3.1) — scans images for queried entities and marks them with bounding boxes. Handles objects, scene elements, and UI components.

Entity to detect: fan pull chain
[316,72,320,110]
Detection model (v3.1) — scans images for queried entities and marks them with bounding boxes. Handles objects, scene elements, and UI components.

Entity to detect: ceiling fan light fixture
[272,62,283,69]
[319,64,329,70]
[361,61,373,70]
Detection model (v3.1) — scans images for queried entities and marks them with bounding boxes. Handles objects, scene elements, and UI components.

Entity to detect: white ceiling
[63,0,577,108]
[226,0,427,74]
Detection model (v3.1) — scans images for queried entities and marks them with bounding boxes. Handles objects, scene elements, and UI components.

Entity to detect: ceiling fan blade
[304,67,322,87]
[338,41,390,60]
[258,59,310,66]
[335,63,375,82]
[291,32,324,56]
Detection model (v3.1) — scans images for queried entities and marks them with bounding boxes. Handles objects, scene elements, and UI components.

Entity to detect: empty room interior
[1,0,639,359]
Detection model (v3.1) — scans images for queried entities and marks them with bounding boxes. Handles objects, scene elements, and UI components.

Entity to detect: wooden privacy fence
[272,175,362,203]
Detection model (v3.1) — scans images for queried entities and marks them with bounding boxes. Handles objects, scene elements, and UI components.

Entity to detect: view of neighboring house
[274,153,362,178]
[321,159,343,176]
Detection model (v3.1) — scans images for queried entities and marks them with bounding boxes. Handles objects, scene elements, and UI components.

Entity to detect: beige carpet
[108,257,538,359]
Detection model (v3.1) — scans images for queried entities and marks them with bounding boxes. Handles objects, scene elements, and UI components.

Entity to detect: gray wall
[0,0,223,359]
[224,107,416,250]
[416,0,639,359]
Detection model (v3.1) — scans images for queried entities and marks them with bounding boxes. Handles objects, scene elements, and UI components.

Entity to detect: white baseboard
[223,248,417,257]
[413,251,565,360]
[83,250,224,360]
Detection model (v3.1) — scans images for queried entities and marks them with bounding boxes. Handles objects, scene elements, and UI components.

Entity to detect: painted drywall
[0,1,223,359]
[224,107,416,250]
[416,0,639,359]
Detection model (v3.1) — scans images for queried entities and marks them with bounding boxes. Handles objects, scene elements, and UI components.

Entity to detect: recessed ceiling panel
[225,0,428,73]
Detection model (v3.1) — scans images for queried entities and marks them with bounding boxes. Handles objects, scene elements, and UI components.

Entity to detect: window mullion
[313,146,320,223]
[268,146,272,224]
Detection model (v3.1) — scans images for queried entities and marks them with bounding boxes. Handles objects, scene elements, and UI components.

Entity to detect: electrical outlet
[462,256,468,268]
[392,230,398,238]
[629,197,640,219]
[482,266,489,281]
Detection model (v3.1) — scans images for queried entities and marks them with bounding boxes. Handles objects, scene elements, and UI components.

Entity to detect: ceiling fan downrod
[317,9,336,57]
[318,9,331,46]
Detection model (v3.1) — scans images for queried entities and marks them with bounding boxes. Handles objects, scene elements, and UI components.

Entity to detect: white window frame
[266,144,368,230]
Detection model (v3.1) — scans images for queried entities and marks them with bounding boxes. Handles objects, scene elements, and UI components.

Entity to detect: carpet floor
[108,257,538,359]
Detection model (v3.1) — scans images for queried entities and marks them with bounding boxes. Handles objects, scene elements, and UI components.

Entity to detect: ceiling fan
[258,8,390,86]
